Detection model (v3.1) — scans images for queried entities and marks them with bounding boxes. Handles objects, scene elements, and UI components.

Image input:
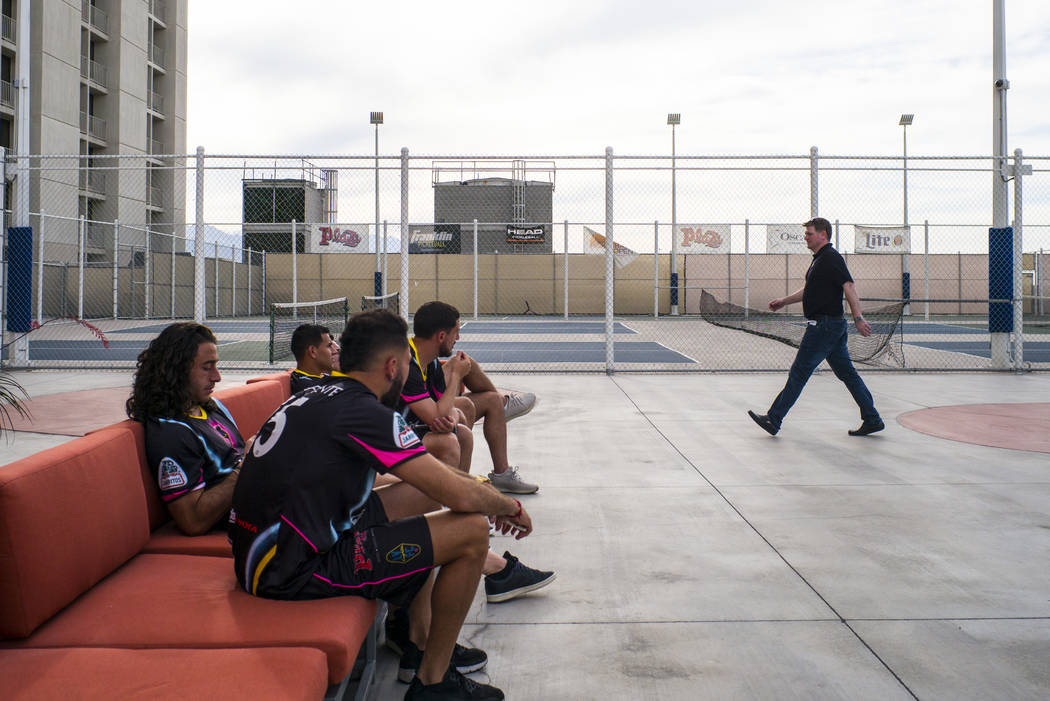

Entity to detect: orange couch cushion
[13,554,376,684]
[0,428,150,639]
[88,418,170,532]
[142,522,232,557]
[246,370,292,400]
[0,646,329,701]
[213,382,285,439]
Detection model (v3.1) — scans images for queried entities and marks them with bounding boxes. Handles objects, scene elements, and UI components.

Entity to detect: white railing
[149,91,164,114]
[149,0,167,23]
[0,80,14,109]
[151,138,164,156]
[80,112,108,141]
[79,168,106,194]
[1,14,15,43]
[81,56,109,88]
[82,2,109,34]
[149,43,165,67]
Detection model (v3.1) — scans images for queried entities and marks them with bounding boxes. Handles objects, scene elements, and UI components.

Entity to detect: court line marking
[652,340,698,364]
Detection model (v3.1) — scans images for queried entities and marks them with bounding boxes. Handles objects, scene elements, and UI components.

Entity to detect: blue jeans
[767,319,880,428]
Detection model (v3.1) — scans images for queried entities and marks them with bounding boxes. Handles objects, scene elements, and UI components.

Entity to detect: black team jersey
[397,339,448,424]
[144,399,244,504]
[290,368,326,394]
[231,375,427,597]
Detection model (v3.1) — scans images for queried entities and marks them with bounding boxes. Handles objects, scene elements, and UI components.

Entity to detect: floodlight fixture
[899,114,914,126]
[370,112,384,125]
[667,113,681,125]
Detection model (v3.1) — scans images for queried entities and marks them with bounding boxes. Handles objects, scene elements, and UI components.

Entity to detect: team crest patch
[393,412,420,449]
[385,543,421,565]
[158,457,188,490]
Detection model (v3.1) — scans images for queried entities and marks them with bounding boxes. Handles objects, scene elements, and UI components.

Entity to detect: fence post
[232,244,237,318]
[37,210,44,322]
[291,219,298,308]
[744,219,750,318]
[1013,148,1025,371]
[563,220,569,319]
[113,220,119,318]
[78,216,85,320]
[170,232,176,319]
[145,227,151,319]
[194,146,206,322]
[382,220,389,295]
[400,147,409,320]
[262,251,267,314]
[247,247,253,317]
[924,220,930,321]
[810,146,819,217]
[834,218,839,250]
[605,147,614,374]
[472,219,478,319]
[653,221,659,318]
[214,241,219,318]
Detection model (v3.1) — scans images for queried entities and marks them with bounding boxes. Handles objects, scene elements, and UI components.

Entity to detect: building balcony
[79,111,108,142]
[148,91,164,115]
[86,221,109,249]
[149,0,167,25]
[148,43,165,68]
[79,168,106,196]
[0,80,14,111]
[1,14,15,45]
[82,2,109,36]
[81,56,109,90]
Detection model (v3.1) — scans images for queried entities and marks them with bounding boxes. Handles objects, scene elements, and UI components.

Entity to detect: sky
[187,0,1050,157]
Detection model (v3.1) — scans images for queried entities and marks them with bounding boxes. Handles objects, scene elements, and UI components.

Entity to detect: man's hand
[854,316,872,337]
[445,351,472,378]
[428,414,457,433]
[490,503,533,540]
[769,298,785,311]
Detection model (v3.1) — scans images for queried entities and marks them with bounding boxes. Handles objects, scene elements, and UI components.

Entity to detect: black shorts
[293,492,434,607]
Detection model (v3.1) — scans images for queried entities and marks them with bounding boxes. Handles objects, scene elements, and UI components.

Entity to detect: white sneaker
[503,391,536,422]
[488,467,539,494]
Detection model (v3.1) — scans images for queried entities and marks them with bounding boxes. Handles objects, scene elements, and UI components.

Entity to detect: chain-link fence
[1,150,1047,371]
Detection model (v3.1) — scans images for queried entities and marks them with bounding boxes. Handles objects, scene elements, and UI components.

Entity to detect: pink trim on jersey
[280,515,318,552]
[348,434,424,469]
[400,392,429,403]
[312,566,432,590]
[161,478,205,502]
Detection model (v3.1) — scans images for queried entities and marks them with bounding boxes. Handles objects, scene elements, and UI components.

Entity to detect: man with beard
[289,323,340,393]
[231,309,530,700]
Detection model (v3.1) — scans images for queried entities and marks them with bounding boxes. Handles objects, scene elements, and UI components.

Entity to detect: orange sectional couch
[0,376,379,701]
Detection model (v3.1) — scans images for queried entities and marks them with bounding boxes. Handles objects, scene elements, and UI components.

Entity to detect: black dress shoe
[747,410,779,436]
[848,419,885,436]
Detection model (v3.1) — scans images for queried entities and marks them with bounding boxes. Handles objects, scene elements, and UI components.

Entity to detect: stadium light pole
[668,113,681,316]
[899,114,913,225]
[371,111,384,296]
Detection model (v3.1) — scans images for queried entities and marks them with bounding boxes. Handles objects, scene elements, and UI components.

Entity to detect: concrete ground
[2,369,1049,700]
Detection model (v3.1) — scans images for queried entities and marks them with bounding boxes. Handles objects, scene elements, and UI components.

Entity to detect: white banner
[854,225,911,254]
[307,224,370,253]
[766,224,809,253]
[677,224,731,254]
[583,226,639,268]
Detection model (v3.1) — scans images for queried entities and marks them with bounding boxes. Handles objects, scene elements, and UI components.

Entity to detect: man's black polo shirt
[802,243,853,319]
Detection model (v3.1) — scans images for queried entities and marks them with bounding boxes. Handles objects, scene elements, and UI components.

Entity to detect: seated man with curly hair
[127,322,248,536]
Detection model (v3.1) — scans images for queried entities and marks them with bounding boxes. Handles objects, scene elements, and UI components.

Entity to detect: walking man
[748,218,885,437]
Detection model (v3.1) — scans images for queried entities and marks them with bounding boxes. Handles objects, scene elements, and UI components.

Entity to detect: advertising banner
[409,224,461,254]
[583,226,639,268]
[766,224,809,253]
[854,225,911,254]
[506,224,547,244]
[307,224,369,253]
[677,224,731,253]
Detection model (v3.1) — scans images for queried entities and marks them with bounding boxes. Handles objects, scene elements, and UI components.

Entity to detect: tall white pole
[291,219,298,308]
[213,241,219,318]
[605,147,615,373]
[37,211,44,323]
[670,125,678,316]
[744,219,750,319]
[902,124,908,225]
[78,217,85,319]
[11,2,31,364]
[924,220,930,321]
[194,147,206,322]
[563,220,569,320]
[399,148,410,320]
[991,0,1010,367]
[113,220,119,318]
[1013,148,1024,371]
[382,220,388,294]
[810,146,819,217]
[375,123,381,295]
[472,219,478,320]
[653,221,659,318]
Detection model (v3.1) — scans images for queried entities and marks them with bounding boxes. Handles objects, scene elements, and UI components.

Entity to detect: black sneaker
[848,419,885,436]
[385,606,411,656]
[404,667,504,700]
[484,551,556,603]
[747,410,780,436]
[398,641,488,683]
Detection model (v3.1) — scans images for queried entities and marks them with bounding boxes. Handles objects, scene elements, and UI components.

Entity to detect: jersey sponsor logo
[353,531,374,573]
[386,543,421,565]
[208,418,235,447]
[394,412,421,449]
[158,457,188,490]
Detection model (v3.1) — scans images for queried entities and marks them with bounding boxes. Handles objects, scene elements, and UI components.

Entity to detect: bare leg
[483,549,507,575]
[454,422,474,473]
[422,431,460,471]
[468,389,510,474]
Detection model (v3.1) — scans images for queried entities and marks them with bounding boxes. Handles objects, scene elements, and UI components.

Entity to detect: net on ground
[699,289,905,367]
[362,292,400,313]
[269,297,350,363]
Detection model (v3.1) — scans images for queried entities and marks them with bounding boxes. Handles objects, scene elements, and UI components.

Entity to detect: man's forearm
[169,470,238,536]
[843,283,863,319]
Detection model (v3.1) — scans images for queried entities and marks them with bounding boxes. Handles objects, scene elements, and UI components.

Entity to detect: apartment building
[2,0,187,259]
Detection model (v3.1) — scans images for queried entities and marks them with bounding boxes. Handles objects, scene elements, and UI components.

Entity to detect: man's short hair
[127,322,218,421]
[339,309,409,373]
[290,324,331,362]
[413,301,460,338]
[804,217,832,239]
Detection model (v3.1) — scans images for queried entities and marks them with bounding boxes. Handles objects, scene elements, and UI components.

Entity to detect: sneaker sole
[491,482,539,495]
[398,659,488,683]
[505,397,537,423]
[486,571,557,603]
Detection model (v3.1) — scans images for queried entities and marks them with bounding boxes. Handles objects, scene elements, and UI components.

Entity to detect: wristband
[511,499,522,519]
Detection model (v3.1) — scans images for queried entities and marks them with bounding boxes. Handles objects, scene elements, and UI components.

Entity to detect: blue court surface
[459,321,636,334]
[905,341,1050,362]
[456,341,692,364]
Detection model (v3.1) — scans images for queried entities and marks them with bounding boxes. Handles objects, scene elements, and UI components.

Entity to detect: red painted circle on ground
[897,403,1050,454]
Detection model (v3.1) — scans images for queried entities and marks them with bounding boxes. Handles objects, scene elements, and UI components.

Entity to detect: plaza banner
[854,225,911,254]
[766,224,809,253]
[677,224,731,253]
[409,224,461,254]
[307,224,369,253]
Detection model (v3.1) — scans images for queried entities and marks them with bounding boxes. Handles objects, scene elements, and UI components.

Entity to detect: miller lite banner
[506,224,547,244]
[854,225,911,254]
[308,224,369,253]
[677,224,731,254]
[408,224,461,254]
[766,224,809,253]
